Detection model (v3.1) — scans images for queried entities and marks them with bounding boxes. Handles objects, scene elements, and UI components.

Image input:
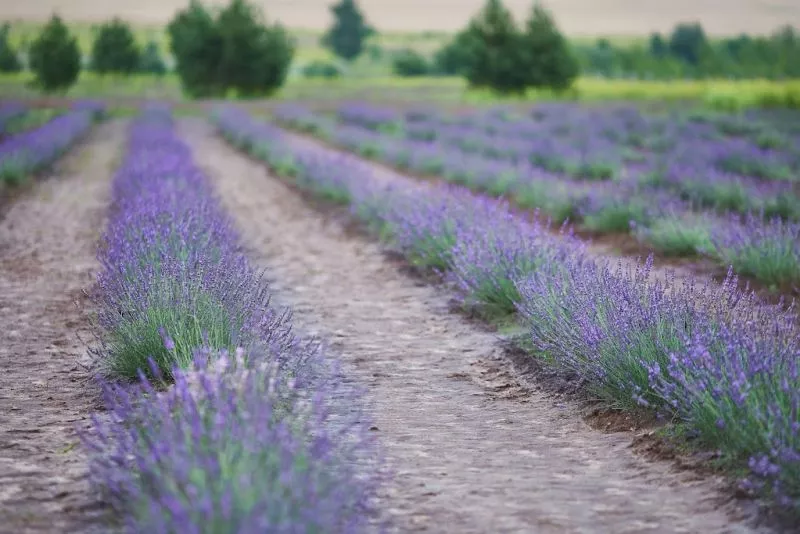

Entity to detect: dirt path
[183,119,768,534]
[0,120,126,533]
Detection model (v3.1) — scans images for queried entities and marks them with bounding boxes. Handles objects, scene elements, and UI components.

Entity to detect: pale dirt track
[182,118,769,534]
[0,120,125,533]
[8,0,800,35]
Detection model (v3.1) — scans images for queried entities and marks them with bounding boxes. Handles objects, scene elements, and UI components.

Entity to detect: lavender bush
[711,215,800,290]
[84,347,377,534]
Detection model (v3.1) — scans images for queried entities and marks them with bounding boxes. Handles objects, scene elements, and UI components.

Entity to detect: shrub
[28,14,81,93]
[392,49,429,77]
[302,60,341,79]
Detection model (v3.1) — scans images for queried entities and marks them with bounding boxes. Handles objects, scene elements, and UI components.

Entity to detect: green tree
[0,23,22,73]
[140,40,167,75]
[216,0,294,97]
[29,14,81,93]
[520,2,578,90]
[91,18,141,75]
[168,0,294,98]
[668,22,708,66]
[321,0,374,61]
[461,0,528,93]
[169,0,224,96]
[432,30,472,75]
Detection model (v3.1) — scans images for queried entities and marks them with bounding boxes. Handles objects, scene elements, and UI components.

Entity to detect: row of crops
[81,107,378,532]
[0,100,105,186]
[212,105,800,516]
[273,103,800,293]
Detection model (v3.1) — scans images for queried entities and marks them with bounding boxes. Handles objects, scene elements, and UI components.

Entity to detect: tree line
[574,24,800,80]
[0,0,797,96]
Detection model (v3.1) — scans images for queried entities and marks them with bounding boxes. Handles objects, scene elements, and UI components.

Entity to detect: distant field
[4,0,800,35]
[1,71,797,112]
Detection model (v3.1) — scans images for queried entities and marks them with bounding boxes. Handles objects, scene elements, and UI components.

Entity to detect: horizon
[3,0,800,36]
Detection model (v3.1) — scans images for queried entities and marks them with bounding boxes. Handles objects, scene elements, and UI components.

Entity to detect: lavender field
[0,97,798,534]
[273,102,800,294]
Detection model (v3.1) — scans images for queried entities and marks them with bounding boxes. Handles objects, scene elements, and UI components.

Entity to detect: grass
[2,70,800,112]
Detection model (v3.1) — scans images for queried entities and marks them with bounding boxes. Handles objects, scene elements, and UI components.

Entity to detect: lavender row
[0,101,27,136]
[0,105,105,186]
[275,104,800,291]
[83,107,377,533]
[343,102,800,219]
[213,105,800,516]
[350,101,800,193]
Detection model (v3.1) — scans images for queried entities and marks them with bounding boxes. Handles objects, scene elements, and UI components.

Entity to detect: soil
[183,118,773,534]
[0,120,125,534]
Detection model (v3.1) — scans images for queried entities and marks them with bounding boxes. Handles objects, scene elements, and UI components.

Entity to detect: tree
[29,14,81,93]
[140,40,167,75]
[648,33,667,58]
[520,2,578,90]
[169,0,224,96]
[461,0,528,93]
[584,38,618,77]
[216,0,294,97]
[0,23,22,73]
[91,18,141,75]
[392,49,429,77]
[168,0,294,98]
[432,30,472,75]
[321,0,374,61]
[668,22,708,66]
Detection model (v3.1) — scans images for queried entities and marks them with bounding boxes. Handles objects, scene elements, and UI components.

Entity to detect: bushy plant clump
[84,347,377,533]
[85,107,379,532]
[214,106,800,515]
[28,14,82,93]
[91,18,142,75]
[167,0,294,98]
[0,106,103,185]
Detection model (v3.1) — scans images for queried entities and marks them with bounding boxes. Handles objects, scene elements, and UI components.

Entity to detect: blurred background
[0,0,798,108]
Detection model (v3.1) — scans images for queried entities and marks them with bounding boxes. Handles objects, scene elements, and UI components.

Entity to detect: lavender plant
[84,347,378,533]
[711,215,800,290]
